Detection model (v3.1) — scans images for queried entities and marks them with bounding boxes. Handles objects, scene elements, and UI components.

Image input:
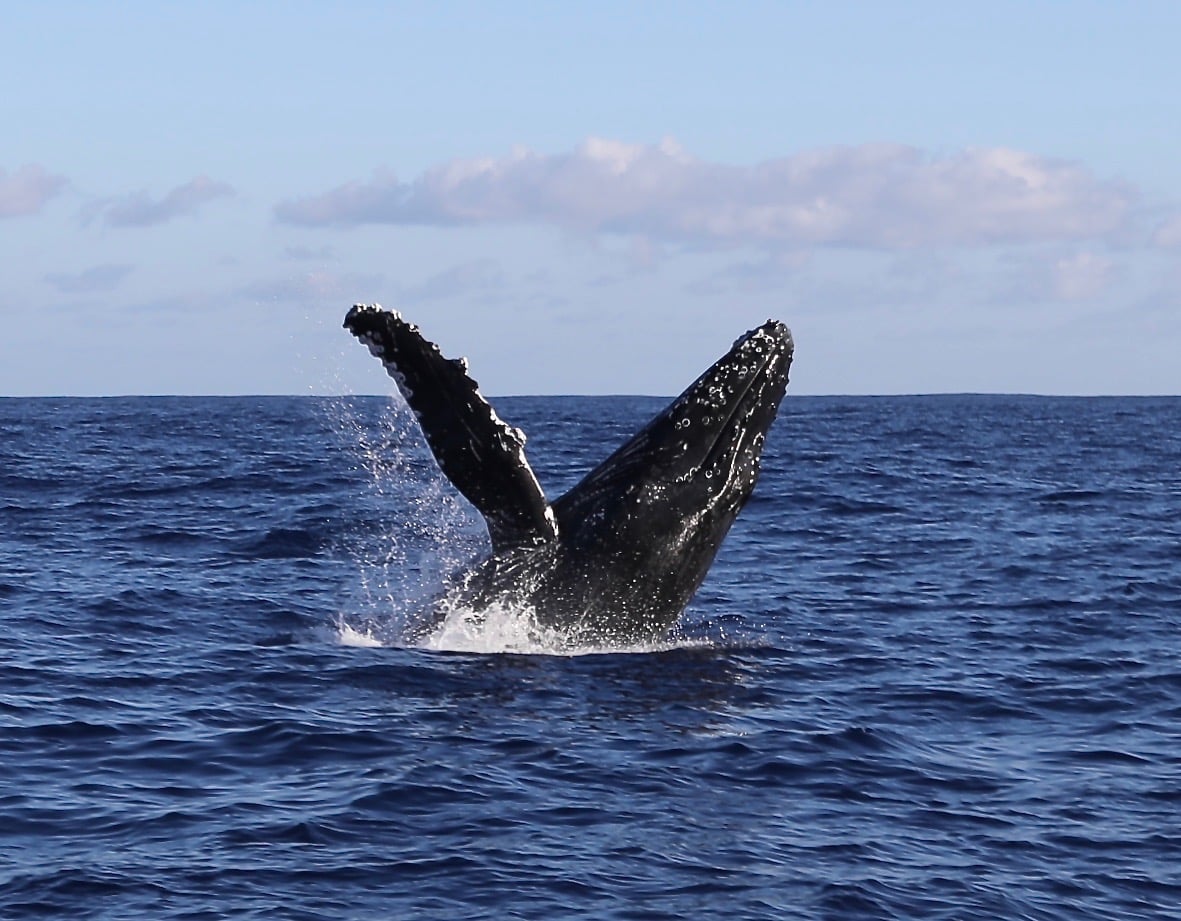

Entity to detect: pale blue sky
[3,2,1179,396]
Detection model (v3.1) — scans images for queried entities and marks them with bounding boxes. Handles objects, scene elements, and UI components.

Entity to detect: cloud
[283,243,336,261]
[44,263,135,294]
[998,249,1120,304]
[685,251,815,296]
[238,258,558,322]
[1153,214,1181,248]
[396,260,506,305]
[95,175,234,227]
[0,164,66,218]
[275,138,1135,250]
[240,269,383,305]
[1045,251,1117,301]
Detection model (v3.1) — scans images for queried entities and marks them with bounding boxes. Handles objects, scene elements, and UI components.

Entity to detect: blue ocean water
[1,393,1179,920]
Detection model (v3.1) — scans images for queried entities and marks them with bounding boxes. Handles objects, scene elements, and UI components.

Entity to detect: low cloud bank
[275,138,1135,249]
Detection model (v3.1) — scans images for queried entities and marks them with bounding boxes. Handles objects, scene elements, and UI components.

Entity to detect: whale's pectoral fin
[344,304,558,551]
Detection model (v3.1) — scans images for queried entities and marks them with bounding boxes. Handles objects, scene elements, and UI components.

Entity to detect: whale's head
[549,320,793,640]
[651,319,793,509]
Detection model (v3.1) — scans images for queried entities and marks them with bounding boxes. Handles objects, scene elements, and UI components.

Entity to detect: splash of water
[328,392,716,656]
[327,393,484,641]
[418,601,568,655]
[335,621,385,648]
[335,600,703,657]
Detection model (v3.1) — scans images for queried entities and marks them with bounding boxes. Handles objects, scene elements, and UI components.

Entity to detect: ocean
[1,393,1179,919]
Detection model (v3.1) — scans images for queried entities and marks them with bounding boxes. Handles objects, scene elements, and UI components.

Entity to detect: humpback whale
[344,304,793,646]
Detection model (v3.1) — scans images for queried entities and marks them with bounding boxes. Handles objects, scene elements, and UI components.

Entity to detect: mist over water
[2,393,1179,920]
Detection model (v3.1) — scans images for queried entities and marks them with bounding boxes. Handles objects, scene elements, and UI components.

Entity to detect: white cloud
[45,263,134,294]
[240,269,383,306]
[275,138,1135,250]
[685,251,815,296]
[998,249,1120,304]
[0,164,66,218]
[94,175,234,227]
[239,261,511,310]
[283,243,336,261]
[1047,251,1116,301]
[1153,214,1181,248]
[396,260,506,305]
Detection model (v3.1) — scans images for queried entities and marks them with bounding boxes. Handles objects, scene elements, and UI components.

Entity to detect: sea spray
[330,395,729,655]
[329,394,485,644]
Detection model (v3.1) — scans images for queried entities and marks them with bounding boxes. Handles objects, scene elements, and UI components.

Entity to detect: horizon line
[2,391,1179,400]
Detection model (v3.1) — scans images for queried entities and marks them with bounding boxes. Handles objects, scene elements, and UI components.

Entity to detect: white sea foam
[336,621,385,648]
[337,595,709,656]
[414,601,698,657]
[418,602,565,655]
[330,377,703,658]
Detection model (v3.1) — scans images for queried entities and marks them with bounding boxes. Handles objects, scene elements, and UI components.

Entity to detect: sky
[3,1,1180,397]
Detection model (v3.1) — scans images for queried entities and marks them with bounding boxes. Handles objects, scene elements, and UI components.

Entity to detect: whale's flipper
[344,304,557,550]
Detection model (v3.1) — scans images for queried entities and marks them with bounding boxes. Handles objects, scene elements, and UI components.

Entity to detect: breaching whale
[344,304,793,646]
